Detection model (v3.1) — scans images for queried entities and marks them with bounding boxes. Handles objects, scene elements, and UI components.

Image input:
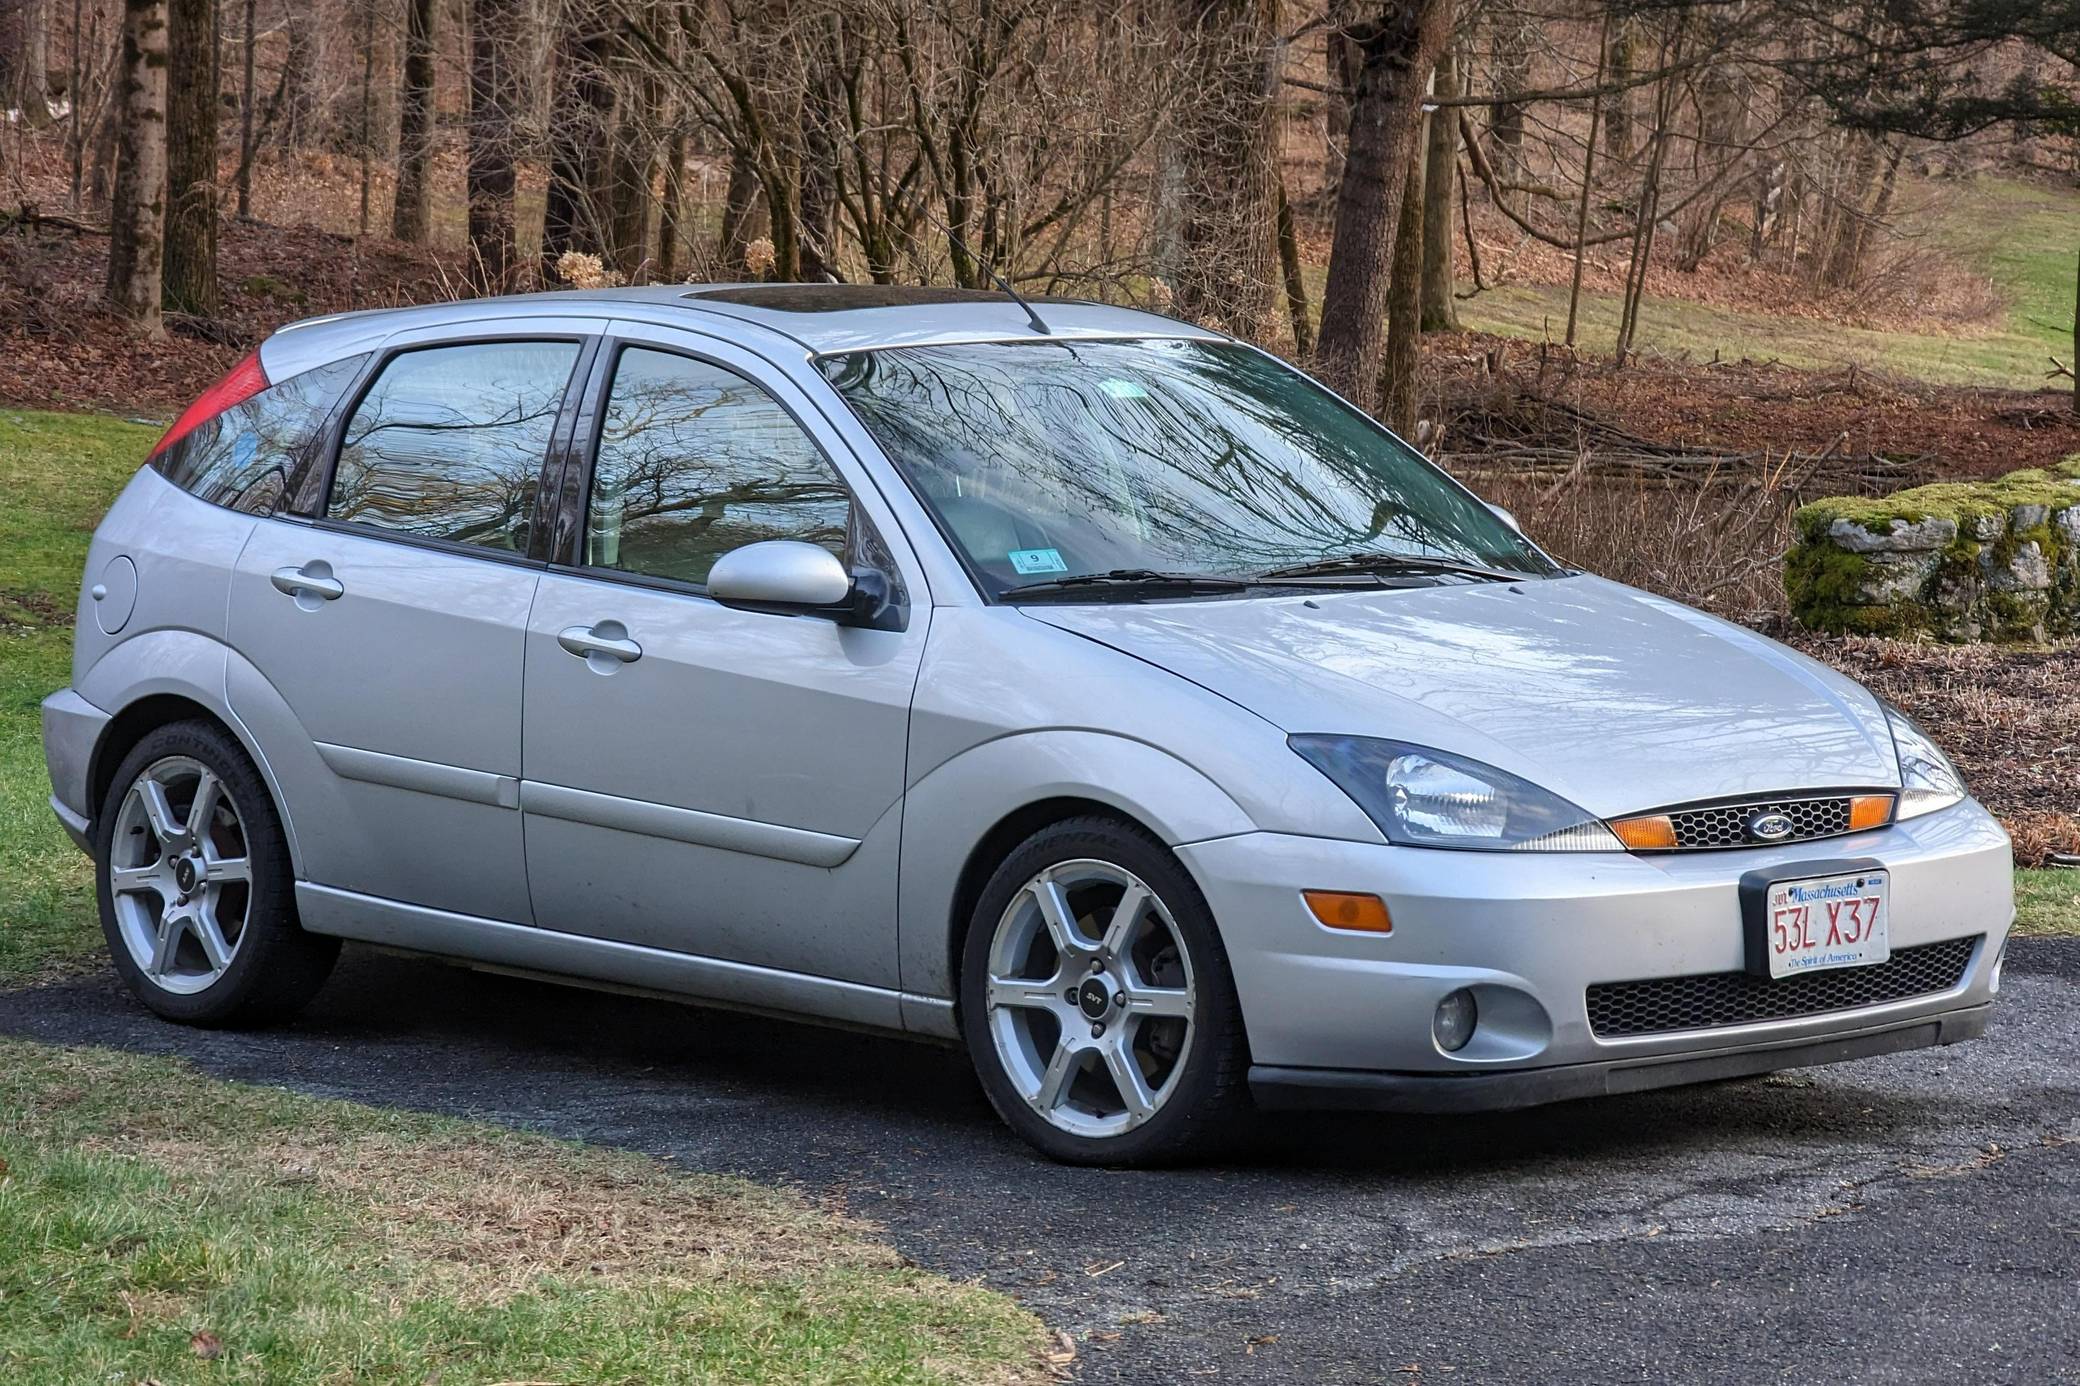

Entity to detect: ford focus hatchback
[42,285,2012,1164]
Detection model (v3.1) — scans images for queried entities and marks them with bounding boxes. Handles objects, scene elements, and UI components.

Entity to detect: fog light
[1434,989,1477,1052]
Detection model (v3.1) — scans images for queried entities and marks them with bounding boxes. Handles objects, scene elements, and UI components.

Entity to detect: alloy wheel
[982,859,1197,1139]
[107,755,253,995]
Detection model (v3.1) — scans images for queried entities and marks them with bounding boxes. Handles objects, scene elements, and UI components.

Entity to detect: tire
[95,719,339,1027]
[959,815,1250,1165]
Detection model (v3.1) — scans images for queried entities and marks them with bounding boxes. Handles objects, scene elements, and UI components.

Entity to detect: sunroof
[686,284,1077,313]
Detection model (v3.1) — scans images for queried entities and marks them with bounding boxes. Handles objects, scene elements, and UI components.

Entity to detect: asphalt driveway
[3,939,2074,1384]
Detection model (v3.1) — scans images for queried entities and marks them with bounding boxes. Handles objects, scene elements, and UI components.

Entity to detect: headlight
[1289,735,1622,851]
[1882,702,1966,819]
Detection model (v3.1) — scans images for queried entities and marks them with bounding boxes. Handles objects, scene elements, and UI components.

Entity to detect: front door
[228,334,589,922]
[520,334,927,987]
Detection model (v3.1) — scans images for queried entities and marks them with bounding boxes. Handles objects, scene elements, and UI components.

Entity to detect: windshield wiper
[1000,568,1250,601]
[1253,552,1527,585]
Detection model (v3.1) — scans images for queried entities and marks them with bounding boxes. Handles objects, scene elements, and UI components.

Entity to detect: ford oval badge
[1746,811,1796,843]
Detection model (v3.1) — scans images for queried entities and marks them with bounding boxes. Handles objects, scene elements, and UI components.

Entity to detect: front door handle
[270,563,344,603]
[557,621,642,666]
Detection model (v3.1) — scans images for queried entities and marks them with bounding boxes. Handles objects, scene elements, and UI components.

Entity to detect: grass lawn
[0,1040,1045,1385]
[2014,868,2080,938]
[0,408,1048,1383]
[1454,175,2080,392]
[0,407,154,983]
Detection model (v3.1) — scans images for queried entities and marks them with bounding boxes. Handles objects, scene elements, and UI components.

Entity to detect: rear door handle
[270,563,344,602]
[557,621,642,665]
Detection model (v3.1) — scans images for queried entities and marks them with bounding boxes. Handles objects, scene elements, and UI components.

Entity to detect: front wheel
[96,720,339,1026]
[959,816,1249,1165]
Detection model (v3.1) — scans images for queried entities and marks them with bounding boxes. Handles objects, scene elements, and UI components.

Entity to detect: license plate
[1761,869,1890,979]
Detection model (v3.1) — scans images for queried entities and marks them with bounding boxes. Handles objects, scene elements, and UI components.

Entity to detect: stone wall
[1786,457,2080,641]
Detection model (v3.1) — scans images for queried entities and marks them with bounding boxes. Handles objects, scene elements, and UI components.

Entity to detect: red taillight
[151,351,270,459]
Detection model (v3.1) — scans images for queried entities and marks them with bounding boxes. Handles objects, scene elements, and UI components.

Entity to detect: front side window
[584,347,850,587]
[328,340,581,551]
[819,338,1559,595]
[156,355,367,516]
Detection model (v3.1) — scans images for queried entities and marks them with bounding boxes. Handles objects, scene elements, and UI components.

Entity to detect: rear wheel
[96,721,338,1026]
[960,816,1248,1165]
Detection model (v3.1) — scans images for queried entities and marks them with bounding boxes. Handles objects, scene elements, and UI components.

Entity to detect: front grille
[1586,936,1979,1038]
[1666,795,1852,849]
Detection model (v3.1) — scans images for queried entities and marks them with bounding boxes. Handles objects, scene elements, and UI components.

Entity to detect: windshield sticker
[1098,379,1148,399]
[1008,547,1069,575]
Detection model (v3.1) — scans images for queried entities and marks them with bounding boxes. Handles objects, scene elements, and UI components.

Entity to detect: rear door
[227,324,599,922]
[518,326,930,987]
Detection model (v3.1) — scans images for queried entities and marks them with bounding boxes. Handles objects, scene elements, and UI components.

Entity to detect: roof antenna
[914,204,1050,336]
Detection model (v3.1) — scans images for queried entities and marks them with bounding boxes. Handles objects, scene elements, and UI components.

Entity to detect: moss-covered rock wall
[1786,456,2080,641]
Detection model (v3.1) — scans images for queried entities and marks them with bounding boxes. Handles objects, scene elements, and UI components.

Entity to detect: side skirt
[295,882,956,1041]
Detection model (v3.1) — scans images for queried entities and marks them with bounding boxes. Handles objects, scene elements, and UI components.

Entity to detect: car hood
[1022,575,1899,818]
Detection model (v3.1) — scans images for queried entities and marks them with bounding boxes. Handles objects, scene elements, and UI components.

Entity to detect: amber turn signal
[1609,814,1678,851]
[1304,890,1392,933]
[1848,794,1895,832]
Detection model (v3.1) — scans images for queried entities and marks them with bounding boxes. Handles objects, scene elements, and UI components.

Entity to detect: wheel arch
[79,632,305,875]
[897,729,1256,1008]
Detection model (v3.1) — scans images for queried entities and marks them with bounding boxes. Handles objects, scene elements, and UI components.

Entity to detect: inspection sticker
[1008,548,1069,575]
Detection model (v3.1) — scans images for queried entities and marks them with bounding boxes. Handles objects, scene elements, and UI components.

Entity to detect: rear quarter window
[154,355,368,516]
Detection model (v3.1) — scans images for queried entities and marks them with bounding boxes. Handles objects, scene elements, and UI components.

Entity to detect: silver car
[41,286,2011,1163]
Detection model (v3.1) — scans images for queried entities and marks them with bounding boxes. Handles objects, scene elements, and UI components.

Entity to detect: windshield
[818,338,1559,597]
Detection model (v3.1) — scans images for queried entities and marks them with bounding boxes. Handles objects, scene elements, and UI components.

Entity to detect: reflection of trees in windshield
[330,342,581,550]
[587,349,848,586]
[823,340,1546,586]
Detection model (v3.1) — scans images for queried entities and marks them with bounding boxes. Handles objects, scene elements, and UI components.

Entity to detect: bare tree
[1314,0,1451,409]
[163,0,219,315]
[1417,41,1457,332]
[106,0,168,336]
[467,0,522,289]
[392,0,437,241]
[1,0,52,121]
[1170,0,1280,337]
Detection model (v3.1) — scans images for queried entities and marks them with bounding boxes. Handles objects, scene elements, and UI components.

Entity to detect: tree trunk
[1276,178,1313,355]
[161,0,217,315]
[1380,151,1423,436]
[605,61,663,279]
[235,0,253,217]
[1603,17,1635,163]
[281,3,319,148]
[1313,0,1451,410]
[1418,45,1457,333]
[106,0,167,337]
[1485,12,1532,180]
[391,0,435,241]
[1171,0,1280,338]
[467,0,521,292]
[541,0,614,274]
[356,0,373,234]
[716,146,763,275]
[2,0,51,121]
[658,123,687,281]
[1323,17,1355,193]
[795,42,843,282]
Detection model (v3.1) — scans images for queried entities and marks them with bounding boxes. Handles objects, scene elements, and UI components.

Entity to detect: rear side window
[328,341,581,552]
[584,347,851,587]
[154,355,366,516]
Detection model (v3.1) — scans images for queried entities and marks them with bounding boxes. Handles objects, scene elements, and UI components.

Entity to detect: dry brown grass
[92,1122,894,1308]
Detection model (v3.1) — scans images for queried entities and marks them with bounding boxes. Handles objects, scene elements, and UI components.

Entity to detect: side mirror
[708,540,855,616]
[1487,502,1521,532]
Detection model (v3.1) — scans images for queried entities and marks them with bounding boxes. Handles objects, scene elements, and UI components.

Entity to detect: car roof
[262,283,1223,377]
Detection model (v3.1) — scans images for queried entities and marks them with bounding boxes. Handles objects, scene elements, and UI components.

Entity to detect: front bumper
[1252,1004,1988,1112]
[1178,800,2011,1093]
